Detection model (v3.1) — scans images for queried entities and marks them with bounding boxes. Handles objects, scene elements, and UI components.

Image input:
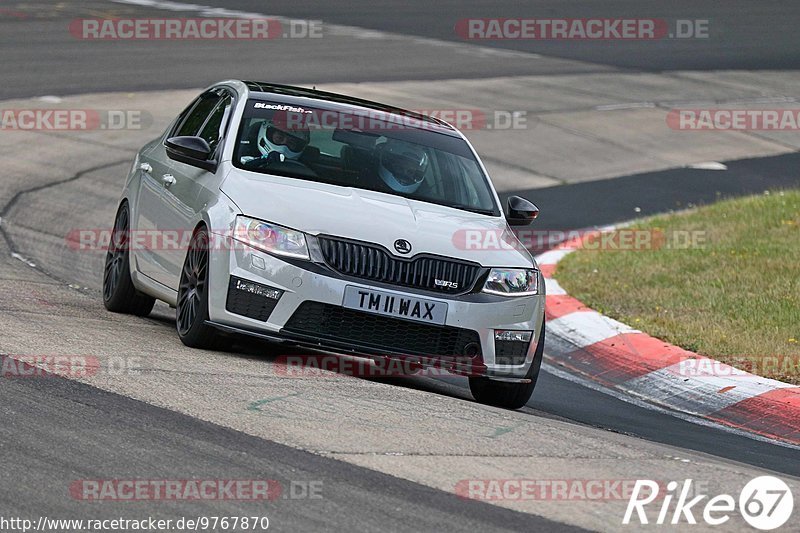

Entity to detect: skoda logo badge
[394,239,412,254]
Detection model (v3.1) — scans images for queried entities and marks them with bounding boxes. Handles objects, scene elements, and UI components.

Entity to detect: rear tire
[102,202,156,316]
[469,319,545,409]
[176,226,221,349]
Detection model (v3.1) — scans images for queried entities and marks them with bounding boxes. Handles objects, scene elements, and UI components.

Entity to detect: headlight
[233,216,309,260]
[482,268,539,296]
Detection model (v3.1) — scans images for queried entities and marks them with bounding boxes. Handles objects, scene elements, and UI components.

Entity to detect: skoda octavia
[103,80,545,409]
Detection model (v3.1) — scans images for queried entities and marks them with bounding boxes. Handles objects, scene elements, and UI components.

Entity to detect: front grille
[283,302,482,358]
[318,236,483,294]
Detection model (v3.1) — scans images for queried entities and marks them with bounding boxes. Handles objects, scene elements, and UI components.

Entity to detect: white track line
[543,277,567,296]
[547,311,639,348]
[536,248,574,266]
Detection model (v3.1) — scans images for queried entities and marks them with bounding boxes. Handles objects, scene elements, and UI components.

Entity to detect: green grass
[556,190,800,383]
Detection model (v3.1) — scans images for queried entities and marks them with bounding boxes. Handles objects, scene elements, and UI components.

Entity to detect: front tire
[469,319,545,409]
[102,202,156,316]
[176,226,220,348]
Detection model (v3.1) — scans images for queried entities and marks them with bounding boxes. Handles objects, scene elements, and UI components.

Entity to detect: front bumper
[207,236,545,379]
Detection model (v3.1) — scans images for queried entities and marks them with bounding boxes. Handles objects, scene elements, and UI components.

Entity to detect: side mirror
[506,195,539,226]
[165,136,217,172]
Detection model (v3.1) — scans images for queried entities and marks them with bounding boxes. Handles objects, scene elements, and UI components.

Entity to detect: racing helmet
[256,121,310,160]
[377,139,429,194]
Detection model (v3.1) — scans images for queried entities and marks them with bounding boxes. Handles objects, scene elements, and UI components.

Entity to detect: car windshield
[232,99,499,215]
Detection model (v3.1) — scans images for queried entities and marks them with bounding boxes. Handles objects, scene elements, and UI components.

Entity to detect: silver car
[103,80,545,409]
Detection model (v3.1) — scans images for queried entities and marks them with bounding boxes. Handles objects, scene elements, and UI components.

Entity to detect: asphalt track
[196,0,800,71]
[1,1,800,531]
[0,366,578,533]
[502,152,800,232]
[3,0,800,99]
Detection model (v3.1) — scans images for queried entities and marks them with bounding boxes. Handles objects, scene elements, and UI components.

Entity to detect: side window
[309,128,345,157]
[175,91,222,137]
[170,97,200,137]
[198,94,233,153]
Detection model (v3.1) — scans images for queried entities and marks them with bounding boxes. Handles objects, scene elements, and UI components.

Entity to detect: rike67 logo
[624,476,793,530]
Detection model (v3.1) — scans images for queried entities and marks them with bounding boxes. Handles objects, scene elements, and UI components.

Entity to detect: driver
[256,120,310,160]
[241,120,311,165]
[376,139,429,194]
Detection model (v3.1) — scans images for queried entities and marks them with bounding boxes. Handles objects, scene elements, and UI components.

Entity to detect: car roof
[241,81,460,137]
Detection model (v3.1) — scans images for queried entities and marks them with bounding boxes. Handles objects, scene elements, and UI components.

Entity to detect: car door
[162,90,235,289]
[132,142,175,282]
[135,90,225,289]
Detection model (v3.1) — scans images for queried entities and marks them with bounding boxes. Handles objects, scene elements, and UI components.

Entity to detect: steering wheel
[242,155,318,177]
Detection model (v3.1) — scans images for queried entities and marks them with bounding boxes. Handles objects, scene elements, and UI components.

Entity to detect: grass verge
[556,189,800,384]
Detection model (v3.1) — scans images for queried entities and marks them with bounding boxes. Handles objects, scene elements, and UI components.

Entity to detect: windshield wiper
[445,204,497,216]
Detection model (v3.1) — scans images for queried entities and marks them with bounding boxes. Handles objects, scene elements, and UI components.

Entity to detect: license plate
[342,286,448,325]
